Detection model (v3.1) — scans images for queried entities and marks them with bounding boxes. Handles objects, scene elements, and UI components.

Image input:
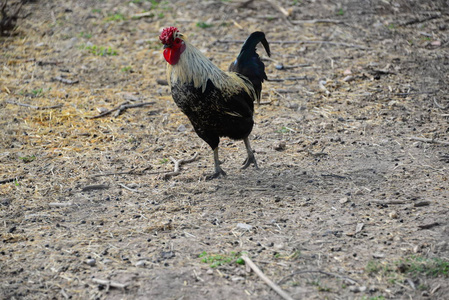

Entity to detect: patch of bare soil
[1,0,448,299]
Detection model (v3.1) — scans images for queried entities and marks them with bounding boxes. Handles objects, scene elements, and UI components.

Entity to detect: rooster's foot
[242,155,259,170]
[207,168,227,180]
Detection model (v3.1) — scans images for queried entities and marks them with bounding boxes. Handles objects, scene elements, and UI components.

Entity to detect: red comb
[159,27,179,44]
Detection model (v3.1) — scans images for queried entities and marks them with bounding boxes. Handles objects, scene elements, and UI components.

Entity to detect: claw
[242,137,259,170]
[241,155,258,169]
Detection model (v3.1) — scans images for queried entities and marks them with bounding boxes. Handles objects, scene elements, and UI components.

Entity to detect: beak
[163,44,170,49]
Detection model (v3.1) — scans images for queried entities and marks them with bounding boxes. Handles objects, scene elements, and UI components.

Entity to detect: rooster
[159,27,270,179]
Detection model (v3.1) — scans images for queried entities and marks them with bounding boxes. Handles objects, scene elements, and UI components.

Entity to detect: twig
[241,255,294,300]
[279,270,358,285]
[118,183,141,193]
[268,76,309,82]
[87,101,155,119]
[217,39,368,49]
[368,199,406,205]
[6,100,63,110]
[53,76,79,85]
[275,88,302,94]
[433,97,448,109]
[391,91,436,96]
[321,174,346,180]
[162,153,199,179]
[400,14,441,26]
[81,184,110,192]
[48,202,73,207]
[90,166,176,177]
[131,11,155,19]
[91,278,127,290]
[274,63,311,70]
[409,137,449,146]
[91,170,139,177]
[0,175,24,184]
[418,222,439,230]
[60,289,69,299]
[291,19,345,25]
[265,0,293,26]
[37,61,62,66]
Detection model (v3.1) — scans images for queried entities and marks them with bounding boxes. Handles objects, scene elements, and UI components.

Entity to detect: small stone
[389,210,399,219]
[343,75,355,82]
[355,223,364,233]
[431,40,441,47]
[231,276,245,281]
[275,63,284,70]
[372,253,384,258]
[274,141,286,151]
[339,197,349,204]
[103,259,112,264]
[96,107,109,114]
[177,124,187,132]
[206,269,214,275]
[343,68,352,75]
[349,286,366,293]
[274,243,284,250]
[236,223,253,231]
[86,258,96,266]
[414,201,430,207]
[135,260,146,268]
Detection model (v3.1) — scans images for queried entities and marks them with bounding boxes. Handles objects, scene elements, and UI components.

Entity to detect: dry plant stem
[48,202,73,207]
[92,169,171,177]
[291,19,345,24]
[433,97,448,110]
[53,76,79,85]
[368,199,406,205]
[241,255,294,300]
[163,153,199,179]
[131,11,154,19]
[0,175,24,184]
[118,183,140,193]
[268,76,309,82]
[91,278,127,289]
[279,270,358,285]
[81,184,109,192]
[410,137,449,146]
[87,101,155,119]
[217,39,368,49]
[264,0,293,26]
[6,100,63,110]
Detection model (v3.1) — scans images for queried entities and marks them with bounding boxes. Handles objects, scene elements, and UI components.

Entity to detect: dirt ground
[1,0,448,299]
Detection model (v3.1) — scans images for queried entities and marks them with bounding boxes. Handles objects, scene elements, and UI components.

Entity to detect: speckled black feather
[171,77,254,150]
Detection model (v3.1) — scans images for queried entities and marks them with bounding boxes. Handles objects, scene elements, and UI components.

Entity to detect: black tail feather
[229,32,270,101]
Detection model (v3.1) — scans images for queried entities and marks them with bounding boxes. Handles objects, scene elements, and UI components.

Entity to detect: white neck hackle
[166,39,256,99]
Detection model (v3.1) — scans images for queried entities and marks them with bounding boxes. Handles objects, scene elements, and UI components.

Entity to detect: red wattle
[163,43,186,65]
[163,48,173,64]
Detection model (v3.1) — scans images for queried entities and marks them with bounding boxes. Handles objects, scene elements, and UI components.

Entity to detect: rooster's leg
[242,137,258,169]
[208,147,226,179]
